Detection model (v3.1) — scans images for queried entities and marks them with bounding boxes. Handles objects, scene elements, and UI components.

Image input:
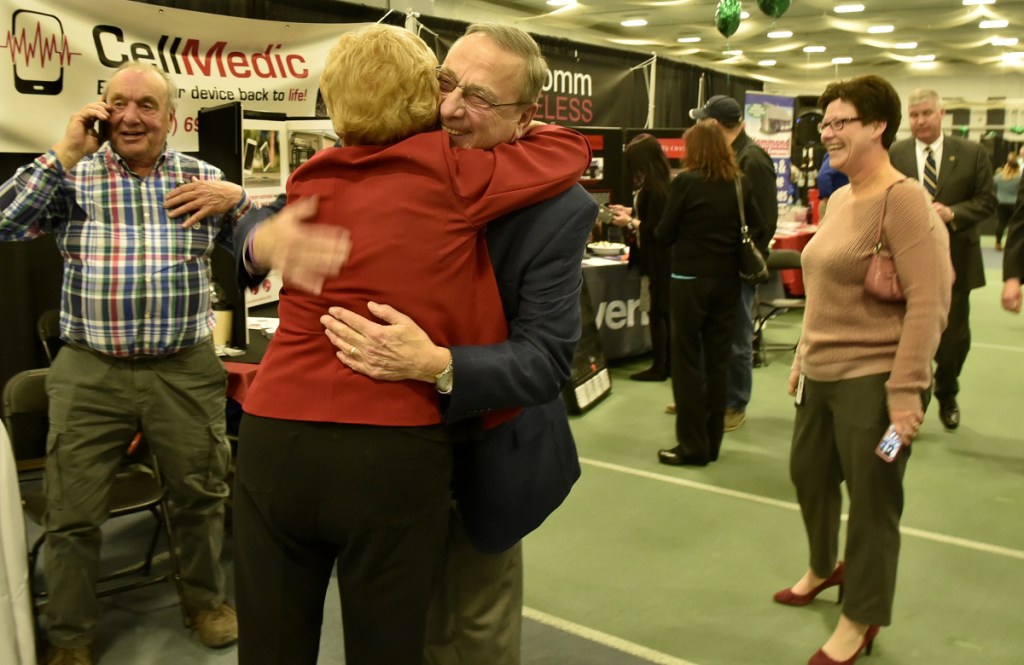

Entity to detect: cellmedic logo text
[93,25,309,79]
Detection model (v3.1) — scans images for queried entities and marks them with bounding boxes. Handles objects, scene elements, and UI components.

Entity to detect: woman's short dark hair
[818,75,901,149]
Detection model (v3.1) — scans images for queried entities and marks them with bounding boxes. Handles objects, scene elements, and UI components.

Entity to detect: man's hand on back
[321,302,449,382]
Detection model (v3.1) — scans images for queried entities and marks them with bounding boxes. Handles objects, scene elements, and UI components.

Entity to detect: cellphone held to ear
[96,120,109,143]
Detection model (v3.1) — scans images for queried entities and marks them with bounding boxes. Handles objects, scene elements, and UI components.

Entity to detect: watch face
[435,363,454,393]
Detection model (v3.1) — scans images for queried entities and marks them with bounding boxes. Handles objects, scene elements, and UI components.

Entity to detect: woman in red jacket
[233,24,590,665]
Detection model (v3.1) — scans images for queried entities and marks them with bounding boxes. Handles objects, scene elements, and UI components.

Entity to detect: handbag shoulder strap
[735,177,751,238]
[873,177,913,249]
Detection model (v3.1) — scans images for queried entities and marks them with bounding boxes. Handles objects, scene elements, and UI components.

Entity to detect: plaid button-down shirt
[0,145,252,357]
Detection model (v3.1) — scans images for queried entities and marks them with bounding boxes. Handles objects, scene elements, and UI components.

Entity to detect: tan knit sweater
[795,178,953,413]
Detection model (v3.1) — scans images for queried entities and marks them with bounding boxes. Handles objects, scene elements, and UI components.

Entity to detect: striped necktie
[923,147,938,196]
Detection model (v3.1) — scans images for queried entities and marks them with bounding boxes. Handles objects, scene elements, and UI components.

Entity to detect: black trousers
[996,203,1014,243]
[234,414,454,665]
[934,286,971,401]
[668,276,739,462]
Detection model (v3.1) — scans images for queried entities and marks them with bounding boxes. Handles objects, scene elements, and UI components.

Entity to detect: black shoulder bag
[736,178,769,285]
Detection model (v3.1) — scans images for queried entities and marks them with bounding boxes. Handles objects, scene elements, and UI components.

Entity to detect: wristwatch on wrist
[626,219,637,233]
[435,357,454,394]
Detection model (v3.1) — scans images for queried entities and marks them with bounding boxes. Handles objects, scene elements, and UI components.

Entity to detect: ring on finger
[348,345,358,357]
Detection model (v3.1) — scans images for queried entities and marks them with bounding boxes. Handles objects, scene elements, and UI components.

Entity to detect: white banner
[0,0,364,152]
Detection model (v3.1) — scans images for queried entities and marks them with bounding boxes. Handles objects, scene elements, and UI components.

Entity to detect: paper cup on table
[213,309,233,347]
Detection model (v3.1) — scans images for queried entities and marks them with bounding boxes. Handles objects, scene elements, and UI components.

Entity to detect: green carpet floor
[522,260,1024,665]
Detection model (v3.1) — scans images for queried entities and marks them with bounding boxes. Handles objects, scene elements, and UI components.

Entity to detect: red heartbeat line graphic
[2,22,82,67]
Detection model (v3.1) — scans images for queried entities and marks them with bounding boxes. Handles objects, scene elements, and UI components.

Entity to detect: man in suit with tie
[890,88,997,431]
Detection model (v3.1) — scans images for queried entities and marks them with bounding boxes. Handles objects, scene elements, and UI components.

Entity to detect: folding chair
[36,309,65,365]
[752,249,806,367]
[1,368,188,625]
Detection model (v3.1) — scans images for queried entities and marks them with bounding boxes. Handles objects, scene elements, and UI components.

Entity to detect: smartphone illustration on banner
[242,138,258,176]
[12,9,66,95]
[259,141,270,172]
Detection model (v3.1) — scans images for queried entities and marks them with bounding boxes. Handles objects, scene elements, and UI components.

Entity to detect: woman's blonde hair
[683,122,740,182]
[319,24,439,146]
[1002,152,1021,179]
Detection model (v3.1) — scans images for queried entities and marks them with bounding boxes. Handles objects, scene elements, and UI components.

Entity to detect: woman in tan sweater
[773,75,953,664]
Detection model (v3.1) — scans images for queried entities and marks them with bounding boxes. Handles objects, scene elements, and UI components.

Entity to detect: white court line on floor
[523,607,700,665]
[579,458,1024,562]
[972,342,1024,353]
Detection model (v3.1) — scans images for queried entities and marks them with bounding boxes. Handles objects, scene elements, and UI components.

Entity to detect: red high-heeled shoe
[807,625,880,665]
[773,562,845,606]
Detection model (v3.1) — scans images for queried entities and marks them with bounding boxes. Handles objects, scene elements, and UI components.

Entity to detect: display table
[581,257,651,359]
[771,225,817,296]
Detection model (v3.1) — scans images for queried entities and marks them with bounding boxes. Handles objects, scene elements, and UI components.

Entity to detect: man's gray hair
[462,23,548,105]
[108,61,178,113]
[907,88,942,109]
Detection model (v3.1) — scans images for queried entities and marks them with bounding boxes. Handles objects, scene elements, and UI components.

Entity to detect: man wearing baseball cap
[690,95,743,124]
[689,94,778,433]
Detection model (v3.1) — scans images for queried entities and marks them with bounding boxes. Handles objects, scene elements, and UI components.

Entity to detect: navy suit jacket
[890,135,997,291]
[234,185,598,553]
[445,185,596,552]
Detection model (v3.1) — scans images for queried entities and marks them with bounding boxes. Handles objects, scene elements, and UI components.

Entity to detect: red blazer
[244,126,591,426]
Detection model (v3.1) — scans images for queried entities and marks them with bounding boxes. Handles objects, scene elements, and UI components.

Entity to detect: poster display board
[744,92,795,206]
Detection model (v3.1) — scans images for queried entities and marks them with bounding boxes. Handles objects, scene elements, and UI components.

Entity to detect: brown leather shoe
[189,602,239,648]
[45,645,93,665]
[724,408,747,432]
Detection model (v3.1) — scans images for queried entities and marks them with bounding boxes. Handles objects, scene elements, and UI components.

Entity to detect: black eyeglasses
[435,67,531,111]
[818,117,862,133]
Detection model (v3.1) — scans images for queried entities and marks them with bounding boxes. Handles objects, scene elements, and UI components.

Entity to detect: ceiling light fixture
[620,18,648,27]
[962,0,996,5]
[832,57,853,64]
[913,54,936,62]
[758,59,777,66]
[993,37,1020,46]
[834,4,865,13]
[741,11,750,19]
[894,42,918,49]
[867,25,894,34]
[545,0,575,6]
[677,37,701,43]
[803,45,827,53]
[980,20,1009,29]
[767,31,793,39]
[724,50,744,56]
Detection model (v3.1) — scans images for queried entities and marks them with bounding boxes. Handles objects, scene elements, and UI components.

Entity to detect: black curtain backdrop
[0,0,763,390]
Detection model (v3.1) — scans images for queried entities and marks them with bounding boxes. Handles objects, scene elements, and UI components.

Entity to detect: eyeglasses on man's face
[435,67,530,112]
[817,117,862,133]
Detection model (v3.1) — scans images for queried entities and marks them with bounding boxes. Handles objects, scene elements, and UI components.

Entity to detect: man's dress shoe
[658,448,708,466]
[939,399,960,431]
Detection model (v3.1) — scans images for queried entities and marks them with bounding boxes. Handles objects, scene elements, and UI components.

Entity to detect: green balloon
[716,0,742,38]
[756,0,791,19]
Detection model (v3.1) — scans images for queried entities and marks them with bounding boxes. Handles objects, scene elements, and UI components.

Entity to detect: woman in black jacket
[609,133,672,381]
[653,122,766,466]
